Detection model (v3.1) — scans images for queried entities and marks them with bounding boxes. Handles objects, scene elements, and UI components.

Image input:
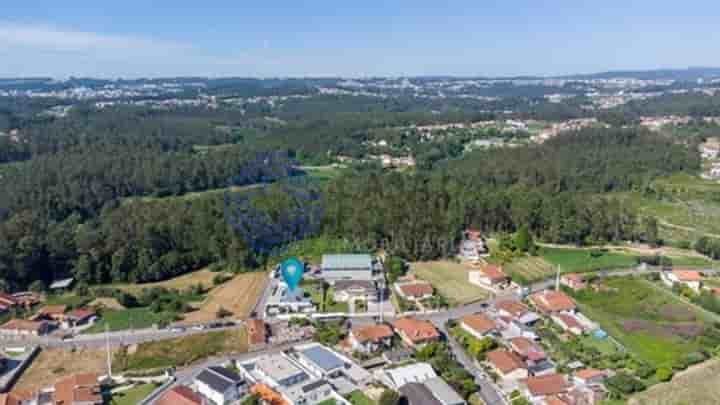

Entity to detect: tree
[514,225,534,253]
[606,372,645,395]
[655,366,673,382]
[643,216,660,247]
[28,280,45,293]
[379,390,400,405]
[216,307,233,318]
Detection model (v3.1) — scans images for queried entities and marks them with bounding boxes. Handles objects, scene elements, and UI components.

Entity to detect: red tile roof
[351,324,394,343]
[397,282,434,298]
[530,290,576,313]
[672,270,703,282]
[574,369,607,380]
[562,273,584,283]
[555,313,582,330]
[482,265,508,281]
[525,374,570,397]
[495,300,529,317]
[38,305,67,316]
[67,308,96,320]
[156,386,203,405]
[0,319,46,333]
[392,318,440,344]
[486,349,526,374]
[52,373,102,405]
[461,314,497,335]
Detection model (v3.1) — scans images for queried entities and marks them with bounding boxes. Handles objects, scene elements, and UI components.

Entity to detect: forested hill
[0,126,698,290]
[323,129,699,258]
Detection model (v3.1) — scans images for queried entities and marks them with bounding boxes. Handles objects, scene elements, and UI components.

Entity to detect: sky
[1,0,719,78]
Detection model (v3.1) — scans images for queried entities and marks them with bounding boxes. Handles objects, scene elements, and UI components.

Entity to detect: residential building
[468,265,510,290]
[156,386,206,405]
[51,373,103,405]
[49,278,74,292]
[423,377,466,405]
[399,383,442,405]
[382,363,437,389]
[519,374,570,404]
[661,270,704,292]
[0,319,50,336]
[239,352,337,405]
[495,300,531,320]
[551,313,584,336]
[195,366,245,405]
[572,369,608,386]
[321,255,374,282]
[382,348,414,364]
[457,229,487,262]
[265,282,316,316]
[333,280,377,303]
[0,294,18,314]
[0,390,34,405]
[392,318,440,348]
[529,291,576,315]
[508,337,546,361]
[293,343,372,388]
[64,308,97,328]
[394,281,434,301]
[348,324,394,353]
[485,349,528,380]
[460,314,497,339]
[560,274,587,291]
[33,305,67,322]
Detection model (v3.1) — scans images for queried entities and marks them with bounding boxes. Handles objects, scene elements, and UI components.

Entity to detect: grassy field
[117,327,248,371]
[539,247,639,273]
[346,390,377,405]
[629,358,720,405]
[83,307,176,334]
[411,261,490,305]
[16,347,114,392]
[107,268,224,295]
[503,256,556,284]
[574,277,714,368]
[110,384,158,405]
[181,271,267,323]
[44,294,92,307]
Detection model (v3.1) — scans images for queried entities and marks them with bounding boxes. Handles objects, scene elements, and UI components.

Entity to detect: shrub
[655,366,674,382]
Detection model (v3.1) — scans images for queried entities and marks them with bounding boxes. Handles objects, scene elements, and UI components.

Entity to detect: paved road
[144,341,307,404]
[0,322,244,349]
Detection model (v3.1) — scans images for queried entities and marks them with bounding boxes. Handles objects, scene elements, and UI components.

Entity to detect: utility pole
[379,277,385,323]
[555,265,561,291]
[105,324,112,380]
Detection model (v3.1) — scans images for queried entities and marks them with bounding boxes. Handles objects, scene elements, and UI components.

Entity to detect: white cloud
[0,22,283,77]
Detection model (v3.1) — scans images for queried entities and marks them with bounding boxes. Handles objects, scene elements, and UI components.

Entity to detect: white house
[348,324,394,353]
[468,265,511,291]
[195,366,245,405]
[382,363,437,389]
[661,270,704,292]
[460,314,497,339]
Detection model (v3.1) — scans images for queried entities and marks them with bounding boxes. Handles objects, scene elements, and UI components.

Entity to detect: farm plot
[503,257,556,284]
[539,247,638,273]
[573,277,719,368]
[411,261,490,305]
[15,347,114,392]
[629,358,720,405]
[181,271,267,323]
[108,268,222,295]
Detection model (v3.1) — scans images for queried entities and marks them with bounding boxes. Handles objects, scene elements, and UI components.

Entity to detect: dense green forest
[0,121,700,290]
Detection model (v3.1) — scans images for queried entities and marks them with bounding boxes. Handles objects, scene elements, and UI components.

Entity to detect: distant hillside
[558,67,720,82]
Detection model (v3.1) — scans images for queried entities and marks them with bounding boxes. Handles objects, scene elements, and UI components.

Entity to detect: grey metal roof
[399,383,443,405]
[49,278,74,289]
[423,378,465,405]
[301,379,329,393]
[321,254,372,270]
[208,366,243,383]
[300,346,345,371]
[196,367,238,393]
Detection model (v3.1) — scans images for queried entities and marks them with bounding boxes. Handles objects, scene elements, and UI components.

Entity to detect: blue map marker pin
[281,258,304,292]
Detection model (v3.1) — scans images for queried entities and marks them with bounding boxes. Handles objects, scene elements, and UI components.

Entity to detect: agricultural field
[629,358,720,405]
[108,268,223,295]
[539,247,639,273]
[83,307,177,334]
[503,256,556,284]
[15,347,114,392]
[181,271,268,323]
[617,173,720,242]
[573,277,718,368]
[410,261,490,305]
[115,327,248,371]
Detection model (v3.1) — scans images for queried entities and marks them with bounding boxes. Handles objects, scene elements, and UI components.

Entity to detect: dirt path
[537,242,710,260]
